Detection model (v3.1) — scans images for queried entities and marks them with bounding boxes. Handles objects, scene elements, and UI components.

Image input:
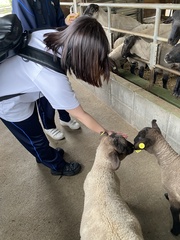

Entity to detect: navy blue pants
[1,106,66,171]
[37,97,70,129]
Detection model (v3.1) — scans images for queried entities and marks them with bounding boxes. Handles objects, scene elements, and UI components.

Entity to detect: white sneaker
[60,119,80,130]
[44,128,65,140]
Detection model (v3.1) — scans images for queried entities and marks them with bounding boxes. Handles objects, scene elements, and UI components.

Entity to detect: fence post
[149,7,161,88]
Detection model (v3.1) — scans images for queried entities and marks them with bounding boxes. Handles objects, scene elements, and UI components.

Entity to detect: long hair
[43,16,111,87]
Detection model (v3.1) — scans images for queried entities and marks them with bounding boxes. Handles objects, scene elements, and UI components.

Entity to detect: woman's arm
[67,105,107,134]
[67,105,128,138]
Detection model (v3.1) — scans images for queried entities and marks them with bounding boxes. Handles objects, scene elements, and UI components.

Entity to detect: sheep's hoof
[171,227,180,236]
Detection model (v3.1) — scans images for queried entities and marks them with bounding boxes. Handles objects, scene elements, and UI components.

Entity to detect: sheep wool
[80,133,144,240]
[134,119,180,236]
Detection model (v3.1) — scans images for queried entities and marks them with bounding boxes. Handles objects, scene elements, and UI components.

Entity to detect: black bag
[0,14,26,62]
[0,14,65,101]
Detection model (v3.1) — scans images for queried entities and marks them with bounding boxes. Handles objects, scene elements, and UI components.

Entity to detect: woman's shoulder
[30,29,57,42]
[28,29,57,52]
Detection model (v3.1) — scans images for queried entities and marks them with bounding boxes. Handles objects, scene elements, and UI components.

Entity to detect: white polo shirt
[0,29,79,122]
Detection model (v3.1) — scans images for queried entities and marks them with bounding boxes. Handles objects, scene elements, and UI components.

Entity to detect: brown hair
[43,16,110,87]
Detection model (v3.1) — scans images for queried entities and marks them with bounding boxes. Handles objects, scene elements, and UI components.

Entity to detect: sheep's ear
[108,152,120,170]
[152,119,161,133]
[134,138,154,150]
[152,119,158,127]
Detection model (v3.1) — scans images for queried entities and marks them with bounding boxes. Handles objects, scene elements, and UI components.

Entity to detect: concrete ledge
[79,73,180,154]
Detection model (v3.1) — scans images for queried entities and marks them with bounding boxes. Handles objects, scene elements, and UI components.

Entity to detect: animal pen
[61,1,180,107]
[1,1,179,105]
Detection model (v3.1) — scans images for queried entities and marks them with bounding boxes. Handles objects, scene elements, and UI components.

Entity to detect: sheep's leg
[173,77,180,97]
[138,66,144,78]
[130,62,136,75]
[121,63,124,69]
[153,71,158,84]
[162,73,169,89]
[170,206,180,236]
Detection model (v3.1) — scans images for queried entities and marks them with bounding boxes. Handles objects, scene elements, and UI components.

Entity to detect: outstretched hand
[102,130,128,139]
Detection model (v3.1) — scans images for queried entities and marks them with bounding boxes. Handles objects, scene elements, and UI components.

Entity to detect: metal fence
[61,2,180,94]
[1,2,180,97]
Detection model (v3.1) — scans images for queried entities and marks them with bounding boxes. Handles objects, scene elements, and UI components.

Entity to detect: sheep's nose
[168,37,178,46]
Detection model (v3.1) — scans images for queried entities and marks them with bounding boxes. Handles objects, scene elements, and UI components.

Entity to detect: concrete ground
[0,78,179,240]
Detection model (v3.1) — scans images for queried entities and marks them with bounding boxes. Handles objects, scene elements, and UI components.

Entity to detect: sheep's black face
[165,43,180,64]
[83,4,99,17]
[168,24,180,46]
[134,127,153,151]
[168,11,180,46]
[121,35,140,58]
[100,133,134,170]
[109,133,134,159]
[134,120,161,154]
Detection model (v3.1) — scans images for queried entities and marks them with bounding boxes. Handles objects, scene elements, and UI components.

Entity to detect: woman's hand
[65,13,79,25]
[67,106,128,138]
[103,130,128,139]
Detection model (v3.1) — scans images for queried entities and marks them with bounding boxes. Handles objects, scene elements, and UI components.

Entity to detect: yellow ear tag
[139,143,145,149]
[135,143,145,153]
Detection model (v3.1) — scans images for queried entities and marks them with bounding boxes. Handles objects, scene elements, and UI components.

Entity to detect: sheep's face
[83,4,99,18]
[121,35,140,59]
[134,127,156,154]
[100,133,134,170]
[168,10,180,46]
[164,43,180,64]
[110,133,134,158]
[134,119,161,154]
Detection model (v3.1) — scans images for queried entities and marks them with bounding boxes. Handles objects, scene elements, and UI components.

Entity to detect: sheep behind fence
[83,4,141,42]
[120,35,180,96]
[168,10,180,46]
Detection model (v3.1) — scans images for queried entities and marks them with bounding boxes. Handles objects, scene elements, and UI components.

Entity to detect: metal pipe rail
[62,2,180,91]
[1,1,179,93]
[126,56,180,77]
[103,26,167,42]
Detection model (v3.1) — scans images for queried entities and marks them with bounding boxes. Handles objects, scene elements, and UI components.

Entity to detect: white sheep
[132,23,172,40]
[121,35,180,92]
[109,23,172,74]
[109,22,172,70]
[83,4,141,42]
[134,119,180,236]
[109,36,127,69]
[80,132,144,240]
[109,36,143,72]
[109,36,148,77]
[109,38,147,77]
